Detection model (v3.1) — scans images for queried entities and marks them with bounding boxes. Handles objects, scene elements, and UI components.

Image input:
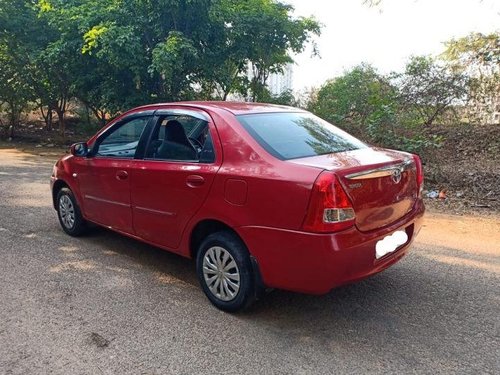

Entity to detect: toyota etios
[51,102,424,311]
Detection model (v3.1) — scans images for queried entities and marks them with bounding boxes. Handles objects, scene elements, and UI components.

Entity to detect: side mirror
[70,142,89,157]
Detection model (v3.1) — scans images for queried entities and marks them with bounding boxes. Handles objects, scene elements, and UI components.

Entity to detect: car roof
[132,101,306,116]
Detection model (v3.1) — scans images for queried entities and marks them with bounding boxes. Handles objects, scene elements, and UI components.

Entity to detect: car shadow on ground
[81,226,200,287]
[79,225,498,330]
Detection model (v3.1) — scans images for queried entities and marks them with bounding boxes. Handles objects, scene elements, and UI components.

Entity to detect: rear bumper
[238,200,425,294]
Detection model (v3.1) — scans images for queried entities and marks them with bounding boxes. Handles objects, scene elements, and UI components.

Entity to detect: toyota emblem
[392,168,402,183]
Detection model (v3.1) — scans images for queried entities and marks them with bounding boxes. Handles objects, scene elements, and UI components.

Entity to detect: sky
[286,0,500,91]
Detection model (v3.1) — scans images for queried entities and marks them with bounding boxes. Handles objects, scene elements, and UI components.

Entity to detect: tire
[56,187,87,236]
[196,231,256,312]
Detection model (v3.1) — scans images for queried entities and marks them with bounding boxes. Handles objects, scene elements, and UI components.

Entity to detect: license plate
[375,230,408,259]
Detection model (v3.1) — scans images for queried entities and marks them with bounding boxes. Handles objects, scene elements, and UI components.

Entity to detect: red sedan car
[51,102,424,311]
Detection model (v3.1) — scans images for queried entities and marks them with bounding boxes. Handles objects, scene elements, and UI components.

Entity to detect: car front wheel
[56,187,86,236]
[196,231,256,312]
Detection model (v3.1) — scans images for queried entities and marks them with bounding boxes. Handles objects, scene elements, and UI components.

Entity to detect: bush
[307,60,466,154]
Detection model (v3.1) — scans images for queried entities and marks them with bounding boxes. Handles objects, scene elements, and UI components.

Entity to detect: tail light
[302,171,355,233]
[412,154,424,197]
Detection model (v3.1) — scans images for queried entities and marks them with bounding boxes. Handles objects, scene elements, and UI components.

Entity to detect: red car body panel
[51,101,424,294]
[239,202,424,294]
[291,147,420,232]
[76,158,135,232]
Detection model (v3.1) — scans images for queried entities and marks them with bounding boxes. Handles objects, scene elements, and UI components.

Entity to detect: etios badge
[392,168,402,183]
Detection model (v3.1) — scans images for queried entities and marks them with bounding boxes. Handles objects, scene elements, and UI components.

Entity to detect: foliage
[0,1,43,135]
[258,89,300,106]
[42,0,319,108]
[0,0,320,138]
[151,31,199,101]
[393,56,469,126]
[443,32,500,69]
[363,0,383,6]
[308,64,399,144]
[307,60,466,153]
[1,0,495,158]
[0,0,78,135]
[0,45,31,137]
[211,0,320,101]
[442,32,500,123]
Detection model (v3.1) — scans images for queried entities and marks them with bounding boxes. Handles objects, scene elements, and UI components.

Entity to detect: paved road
[0,148,499,374]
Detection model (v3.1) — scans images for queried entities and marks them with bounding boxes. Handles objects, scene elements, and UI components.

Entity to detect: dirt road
[1,147,499,374]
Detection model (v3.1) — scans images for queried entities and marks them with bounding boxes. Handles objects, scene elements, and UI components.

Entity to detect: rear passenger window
[145,115,215,162]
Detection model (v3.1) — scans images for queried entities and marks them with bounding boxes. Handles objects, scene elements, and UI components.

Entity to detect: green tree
[261,89,300,106]
[442,32,500,123]
[38,0,149,122]
[224,0,320,101]
[307,61,462,153]
[54,0,320,104]
[394,55,469,126]
[0,0,40,136]
[0,0,78,136]
[1,0,320,139]
[0,46,31,138]
[308,64,397,142]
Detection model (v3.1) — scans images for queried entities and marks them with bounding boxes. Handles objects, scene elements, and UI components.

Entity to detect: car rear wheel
[196,231,256,312]
[56,187,86,236]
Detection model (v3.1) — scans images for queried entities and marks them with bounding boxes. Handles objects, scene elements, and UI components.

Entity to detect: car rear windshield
[237,112,366,160]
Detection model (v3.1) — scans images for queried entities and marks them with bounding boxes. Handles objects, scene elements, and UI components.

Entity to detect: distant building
[267,63,293,96]
[227,62,293,101]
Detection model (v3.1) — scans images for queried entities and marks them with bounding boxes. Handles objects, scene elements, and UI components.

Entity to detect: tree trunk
[90,107,107,127]
[55,95,68,138]
[7,101,20,139]
[85,104,91,125]
[55,108,65,138]
[47,110,53,131]
[99,110,107,127]
[40,105,53,131]
[425,103,449,126]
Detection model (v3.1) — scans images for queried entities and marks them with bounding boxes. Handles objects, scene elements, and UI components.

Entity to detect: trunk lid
[290,147,419,232]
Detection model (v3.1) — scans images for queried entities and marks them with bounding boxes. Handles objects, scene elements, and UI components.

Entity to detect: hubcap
[202,246,240,302]
[59,195,75,229]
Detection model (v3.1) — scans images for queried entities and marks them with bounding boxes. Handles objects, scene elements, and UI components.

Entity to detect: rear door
[130,109,221,250]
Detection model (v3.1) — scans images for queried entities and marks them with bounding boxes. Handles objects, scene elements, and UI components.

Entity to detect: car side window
[95,117,149,158]
[145,115,215,163]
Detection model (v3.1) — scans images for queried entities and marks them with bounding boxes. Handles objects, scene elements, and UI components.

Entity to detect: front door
[76,115,152,233]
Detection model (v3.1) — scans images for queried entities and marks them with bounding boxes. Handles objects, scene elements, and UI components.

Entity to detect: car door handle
[116,170,129,180]
[186,175,205,187]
